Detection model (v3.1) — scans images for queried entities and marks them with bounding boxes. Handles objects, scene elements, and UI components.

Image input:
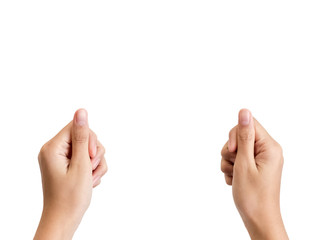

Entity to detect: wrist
[34,205,83,240]
[242,208,288,240]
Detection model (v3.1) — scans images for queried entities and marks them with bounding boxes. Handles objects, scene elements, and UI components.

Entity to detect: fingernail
[93,175,100,185]
[76,109,87,126]
[239,109,250,126]
[92,157,100,170]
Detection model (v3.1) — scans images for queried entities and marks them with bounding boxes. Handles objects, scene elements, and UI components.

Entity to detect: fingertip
[93,176,101,187]
[89,143,97,158]
[74,108,88,127]
[238,108,252,126]
[237,109,255,140]
[92,157,101,170]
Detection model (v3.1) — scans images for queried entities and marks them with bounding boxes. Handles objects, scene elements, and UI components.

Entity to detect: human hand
[221,109,288,240]
[34,109,107,240]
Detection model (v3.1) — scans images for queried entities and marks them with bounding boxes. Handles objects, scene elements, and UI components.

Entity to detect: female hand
[221,109,288,240]
[34,109,107,240]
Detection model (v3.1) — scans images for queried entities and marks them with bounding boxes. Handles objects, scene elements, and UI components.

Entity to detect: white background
[0,1,327,239]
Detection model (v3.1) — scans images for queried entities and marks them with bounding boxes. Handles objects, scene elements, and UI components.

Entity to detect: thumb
[71,109,90,169]
[236,109,256,167]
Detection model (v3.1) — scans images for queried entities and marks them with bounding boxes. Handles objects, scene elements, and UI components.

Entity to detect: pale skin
[34,108,288,239]
[34,109,107,240]
[221,109,288,240]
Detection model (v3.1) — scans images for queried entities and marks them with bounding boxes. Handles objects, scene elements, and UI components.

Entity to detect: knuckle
[102,167,108,176]
[229,126,237,138]
[220,145,227,157]
[220,160,225,172]
[39,142,50,158]
[73,131,88,143]
[230,152,237,161]
[271,140,283,154]
[229,129,233,138]
[233,160,249,174]
[238,130,254,142]
[221,160,232,174]
[38,141,55,163]
[274,142,284,165]
[102,161,108,175]
[100,145,106,155]
[268,140,284,166]
[103,146,106,155]
[39,143,48,156]
[93,132,98,140]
